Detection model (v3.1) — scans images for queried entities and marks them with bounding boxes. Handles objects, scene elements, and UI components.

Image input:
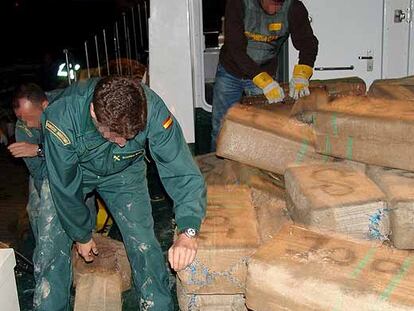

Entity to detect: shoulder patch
[45,120,71,145]
[162,115,173,129]
[16,123,33,138]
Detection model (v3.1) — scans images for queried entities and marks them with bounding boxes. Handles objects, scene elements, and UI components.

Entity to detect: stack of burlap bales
[177,155,291,310]
[177,76,414,311]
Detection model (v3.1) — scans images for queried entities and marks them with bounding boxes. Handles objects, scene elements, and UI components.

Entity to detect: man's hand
[253,72,285,104]
[168,233,198,271]
[8,142,38,158]
[76,238,99,263]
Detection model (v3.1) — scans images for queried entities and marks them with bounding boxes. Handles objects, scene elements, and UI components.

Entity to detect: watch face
[185,228,197,237]
[37,147,44,157]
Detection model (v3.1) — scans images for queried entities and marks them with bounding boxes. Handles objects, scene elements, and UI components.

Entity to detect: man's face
[90,102,136,148]
[95,123,128,148]
[14,98,44,129]
[260,0,284,14]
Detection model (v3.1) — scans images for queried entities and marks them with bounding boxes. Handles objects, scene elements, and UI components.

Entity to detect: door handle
[359,51,374,72]
[314,66,354,71]
[358,56,373,60]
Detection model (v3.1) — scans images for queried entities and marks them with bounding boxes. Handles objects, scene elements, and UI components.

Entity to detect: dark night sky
[0,0,225,80]
[0,0,225,112]
[0,0,128,66]
[0,0,225,66]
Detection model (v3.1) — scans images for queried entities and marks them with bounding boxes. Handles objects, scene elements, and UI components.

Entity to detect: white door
[408,0,414,75]
[383,0,412,78]
[149,0,196,143]
[289,0,384,88]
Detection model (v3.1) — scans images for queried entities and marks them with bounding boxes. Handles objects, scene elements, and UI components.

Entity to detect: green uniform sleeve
[147,92,206,232]
[43,117,93,243]
[14,121,46,184]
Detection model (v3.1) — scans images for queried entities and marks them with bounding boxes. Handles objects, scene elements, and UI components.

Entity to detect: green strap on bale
[295,139,309,164]
[323,135,332,163]
[322,134,353,162]
[346,136,354,160]
[331,113,338,136]
[379,256,414,301]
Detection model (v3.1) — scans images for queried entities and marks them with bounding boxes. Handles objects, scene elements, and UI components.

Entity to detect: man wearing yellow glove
[211,0,318,150]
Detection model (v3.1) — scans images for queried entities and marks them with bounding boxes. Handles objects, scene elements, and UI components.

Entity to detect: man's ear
[41,100,49,110]
[90,102,97,120]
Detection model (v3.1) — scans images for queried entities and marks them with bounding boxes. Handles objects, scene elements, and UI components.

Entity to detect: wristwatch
[37,144,45,158]
[180,228,198,239]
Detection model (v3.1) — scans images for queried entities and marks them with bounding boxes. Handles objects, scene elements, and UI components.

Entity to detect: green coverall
[15,98,74,311]
[42,78,207,310]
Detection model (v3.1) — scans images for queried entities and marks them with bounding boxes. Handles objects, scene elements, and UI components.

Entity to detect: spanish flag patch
[162,115,173,129]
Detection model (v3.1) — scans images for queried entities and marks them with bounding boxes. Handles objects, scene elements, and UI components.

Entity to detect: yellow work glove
[253,72,285,104]
[289,64,313,100]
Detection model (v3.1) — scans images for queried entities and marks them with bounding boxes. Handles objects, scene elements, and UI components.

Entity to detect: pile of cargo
[177,76,414,311]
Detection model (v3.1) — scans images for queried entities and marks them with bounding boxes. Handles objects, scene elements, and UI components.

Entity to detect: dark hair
[12,83,47,109]
[93,76,147,138]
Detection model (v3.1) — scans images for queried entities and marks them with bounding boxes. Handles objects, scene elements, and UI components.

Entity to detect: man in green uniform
[43,76,206,310]
[211,0,318,149]
[9,84,74,311]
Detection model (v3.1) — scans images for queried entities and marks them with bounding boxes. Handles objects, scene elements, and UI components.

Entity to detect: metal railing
[62,0,149,85]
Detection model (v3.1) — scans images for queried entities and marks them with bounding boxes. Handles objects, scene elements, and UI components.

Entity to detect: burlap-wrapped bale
[312,96,414,171]
[177,185,260,294]
[367,166,414,249]
[196,153,291,243]
[72,234,131,311]
[176,278,247,311]
[74,274,122,311]
[246,224,414,311]
[369,76,414,100]
[241,76,366,106]
[216,104,327,175]
[285,164,389,241]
